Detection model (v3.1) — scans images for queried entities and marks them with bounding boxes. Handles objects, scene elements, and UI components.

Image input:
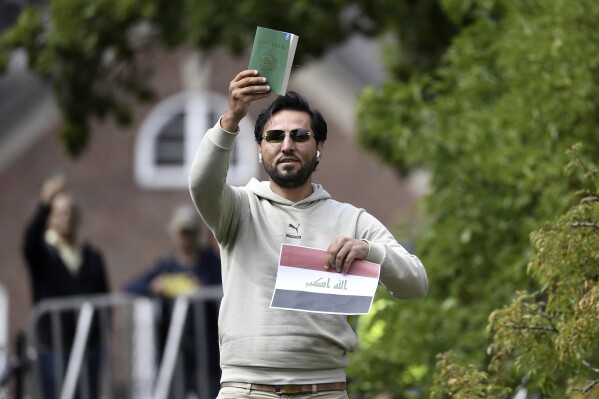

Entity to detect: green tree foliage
[485,154,599,396]
[0,0,454,157]
[351,0,599,396]
[0,0,354,156]
[431,150,599,397]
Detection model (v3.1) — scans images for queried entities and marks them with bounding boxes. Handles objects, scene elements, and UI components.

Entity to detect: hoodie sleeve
[188,120,248,245]
[357,211,428,300]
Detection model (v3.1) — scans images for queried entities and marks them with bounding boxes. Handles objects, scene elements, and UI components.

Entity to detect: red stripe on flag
[279,244,380,278]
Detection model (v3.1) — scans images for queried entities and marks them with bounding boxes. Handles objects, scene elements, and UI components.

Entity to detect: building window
[155,112,185,166]
[134,90,257,189]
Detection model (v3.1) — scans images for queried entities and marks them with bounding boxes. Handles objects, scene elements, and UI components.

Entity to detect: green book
[248,26,299,95]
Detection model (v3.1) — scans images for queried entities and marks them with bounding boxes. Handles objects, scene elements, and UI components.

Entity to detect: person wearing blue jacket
[124,205,222,398]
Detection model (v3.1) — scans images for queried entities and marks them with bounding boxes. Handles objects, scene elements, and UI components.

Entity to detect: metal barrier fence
[23,288,222,399]
[0,284,8,399]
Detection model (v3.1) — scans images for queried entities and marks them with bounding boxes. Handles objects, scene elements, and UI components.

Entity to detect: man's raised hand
[221,70,271,132]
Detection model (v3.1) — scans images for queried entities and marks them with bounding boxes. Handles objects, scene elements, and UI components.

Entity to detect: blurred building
[0,21,426,382]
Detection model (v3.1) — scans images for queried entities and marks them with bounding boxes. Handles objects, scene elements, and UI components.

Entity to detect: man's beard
[263,155,318,188]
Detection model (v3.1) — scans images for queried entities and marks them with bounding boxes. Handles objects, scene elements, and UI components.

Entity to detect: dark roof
[0,70,49,144]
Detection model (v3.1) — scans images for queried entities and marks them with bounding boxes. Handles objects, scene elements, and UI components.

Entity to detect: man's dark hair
[254,91,327,144]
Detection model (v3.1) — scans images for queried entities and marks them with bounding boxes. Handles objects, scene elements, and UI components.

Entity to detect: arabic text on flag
[270,244,381,315]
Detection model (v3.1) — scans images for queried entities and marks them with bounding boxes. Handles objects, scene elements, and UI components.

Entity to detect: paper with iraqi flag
[270,244,381,315]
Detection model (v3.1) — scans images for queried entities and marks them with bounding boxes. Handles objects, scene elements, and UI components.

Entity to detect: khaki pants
[217,386,349,399]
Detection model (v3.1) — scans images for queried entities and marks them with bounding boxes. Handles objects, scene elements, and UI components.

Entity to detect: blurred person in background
[22,175,110,399]
[124,205,222,399]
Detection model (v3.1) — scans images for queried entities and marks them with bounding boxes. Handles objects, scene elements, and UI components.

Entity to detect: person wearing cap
[123,205,222,398]
[189,70,428,399]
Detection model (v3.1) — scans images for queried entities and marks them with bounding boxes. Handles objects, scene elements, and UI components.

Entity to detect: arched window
[134,90,257,189]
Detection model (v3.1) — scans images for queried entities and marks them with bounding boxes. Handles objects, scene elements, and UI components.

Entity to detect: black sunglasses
[263,129,312,143]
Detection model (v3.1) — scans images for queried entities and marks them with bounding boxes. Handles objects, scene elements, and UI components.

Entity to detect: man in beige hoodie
[189,70,428,399]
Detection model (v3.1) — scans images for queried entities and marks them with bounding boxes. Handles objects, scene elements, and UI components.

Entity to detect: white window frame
[134,90,258,189]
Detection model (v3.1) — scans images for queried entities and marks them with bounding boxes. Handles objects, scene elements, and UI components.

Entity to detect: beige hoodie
[189,120,428,385]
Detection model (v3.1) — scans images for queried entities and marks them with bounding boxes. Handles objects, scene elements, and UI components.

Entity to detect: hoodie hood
[245,178,331,208]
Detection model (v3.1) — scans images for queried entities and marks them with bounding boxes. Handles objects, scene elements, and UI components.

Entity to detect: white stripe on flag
[274,266,379,296]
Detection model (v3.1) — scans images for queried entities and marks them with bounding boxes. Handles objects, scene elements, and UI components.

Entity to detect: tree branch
[570,222,599,229]
[569,361,599,395]
[570,378,599,394]
[508,324,558,333]
[582,360,599,375]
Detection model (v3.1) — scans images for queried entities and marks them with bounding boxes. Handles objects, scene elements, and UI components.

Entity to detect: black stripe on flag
[271,289,373,314]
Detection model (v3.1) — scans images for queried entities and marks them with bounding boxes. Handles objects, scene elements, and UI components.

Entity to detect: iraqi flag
[270,244,381,315]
